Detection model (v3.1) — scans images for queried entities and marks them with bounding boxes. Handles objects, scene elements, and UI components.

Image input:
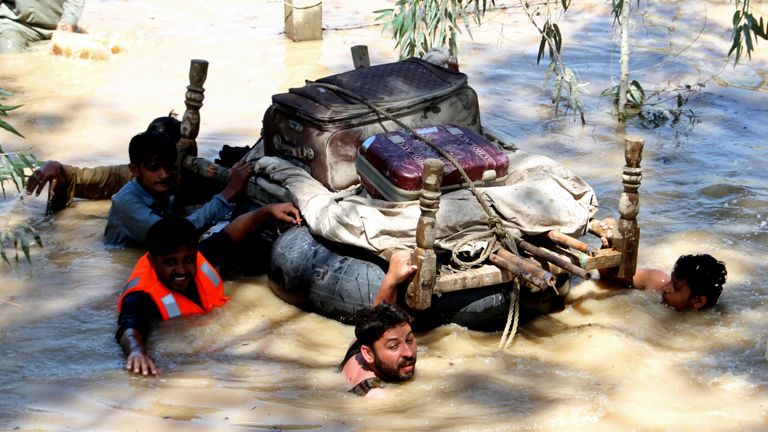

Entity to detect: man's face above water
[132,155,176,195]
[366,322,417,382]
[149,244,197,292]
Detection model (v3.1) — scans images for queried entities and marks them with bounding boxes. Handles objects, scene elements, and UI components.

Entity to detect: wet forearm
[373,277,398,306]
[119,328,148,357]
[223,207,271,243]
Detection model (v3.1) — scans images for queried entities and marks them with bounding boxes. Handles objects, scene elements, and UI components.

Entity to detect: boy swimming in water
[597,218,727,310]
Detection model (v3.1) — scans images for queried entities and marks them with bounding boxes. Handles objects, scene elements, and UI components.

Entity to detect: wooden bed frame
[174,57,643,311]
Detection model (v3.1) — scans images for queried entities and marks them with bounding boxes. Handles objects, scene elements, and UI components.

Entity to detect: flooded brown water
[1,0,767,430]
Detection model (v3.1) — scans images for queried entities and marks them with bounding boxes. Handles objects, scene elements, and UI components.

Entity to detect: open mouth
[172,275,191,283]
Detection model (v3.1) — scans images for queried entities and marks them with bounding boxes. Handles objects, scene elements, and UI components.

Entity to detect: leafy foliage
[729,0,767,65]
[0,147,40,198]
[0,86,44,266]
[524,0,585,124]
[0,87,24,138]
[608,0,639,26]
[0,224,42,265]
[375,0,496,60]
[601,80,645,109]
[601,80,703,130]
[0,144,43,266]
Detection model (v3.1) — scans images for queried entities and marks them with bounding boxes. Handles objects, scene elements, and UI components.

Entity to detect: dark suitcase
[262,58,481,191]
[356,125,509,201]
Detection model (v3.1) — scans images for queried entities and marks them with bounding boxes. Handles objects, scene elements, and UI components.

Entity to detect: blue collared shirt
[104,178,232,247]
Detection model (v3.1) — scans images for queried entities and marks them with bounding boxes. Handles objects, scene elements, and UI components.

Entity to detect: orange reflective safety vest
[118,252,229,320]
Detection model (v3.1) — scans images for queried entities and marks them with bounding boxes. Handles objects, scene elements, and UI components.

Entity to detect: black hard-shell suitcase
[262,58,481,191]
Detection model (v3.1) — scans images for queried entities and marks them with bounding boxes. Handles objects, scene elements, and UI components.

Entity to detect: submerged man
[340,251,419,397]
[0,0,84,53]
[104,129,285,247]
[25,115,180,212]
[619,254,727,311]
[117,214,295,376]
[596,218,727,310]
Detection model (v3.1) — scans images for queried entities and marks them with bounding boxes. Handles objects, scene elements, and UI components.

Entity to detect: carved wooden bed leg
[406,159,444,310]
[178,59,208,163]
[616,135,644,279]
[175,59,209,201]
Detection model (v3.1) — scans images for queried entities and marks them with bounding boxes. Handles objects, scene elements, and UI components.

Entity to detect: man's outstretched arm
[222,202,302,243]
[595,217,669,291]
[25,161,131,212]
[119,328,158,376]
[117,292,160,376]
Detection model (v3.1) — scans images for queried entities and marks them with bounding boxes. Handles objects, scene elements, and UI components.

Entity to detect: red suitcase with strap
[355,124,509,201]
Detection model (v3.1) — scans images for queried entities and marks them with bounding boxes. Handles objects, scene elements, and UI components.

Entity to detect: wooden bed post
[178,59,208,163]
[406,159,444,310]
[616,135,644,279]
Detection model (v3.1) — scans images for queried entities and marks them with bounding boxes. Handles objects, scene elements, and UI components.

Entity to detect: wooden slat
[582,249,622,270]
[434,265,514,294]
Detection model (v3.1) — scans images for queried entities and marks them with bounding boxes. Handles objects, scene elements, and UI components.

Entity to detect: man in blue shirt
[104,128,301,248]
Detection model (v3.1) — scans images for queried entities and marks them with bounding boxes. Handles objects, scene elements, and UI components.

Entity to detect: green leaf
[0,232,8,266]
[32,231,43,248]
[0,104,22,112]
[728,26,742,56]
[733,10,741,27]
[19,231,30,263]
[627,80,645,106]
[600,86,617,98]
[0,117,24,138]
[537,35,546,65]
[744,23,754,58]
[12,232,18,263]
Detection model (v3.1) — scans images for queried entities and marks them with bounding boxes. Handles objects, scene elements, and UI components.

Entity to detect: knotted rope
[304,80,523,346]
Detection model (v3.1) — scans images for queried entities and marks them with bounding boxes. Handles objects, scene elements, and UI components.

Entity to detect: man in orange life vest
[116,213,295,376]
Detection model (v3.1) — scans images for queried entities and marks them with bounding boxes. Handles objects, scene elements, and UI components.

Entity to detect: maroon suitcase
[356,125,509,201]
[262,58,481,191]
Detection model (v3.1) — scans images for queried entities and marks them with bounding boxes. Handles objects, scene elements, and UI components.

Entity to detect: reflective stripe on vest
[200,261,221,287]
[160,293,182,319]
[122,276,139,294]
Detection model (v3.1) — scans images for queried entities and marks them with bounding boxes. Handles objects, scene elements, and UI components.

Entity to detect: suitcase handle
[272,135,315,160]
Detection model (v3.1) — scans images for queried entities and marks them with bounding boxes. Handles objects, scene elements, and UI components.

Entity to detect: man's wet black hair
[145,216,198,257]
[146,115,181,145]
[672,254,727,308]
[354,302,413,348]
[128,131,177,167]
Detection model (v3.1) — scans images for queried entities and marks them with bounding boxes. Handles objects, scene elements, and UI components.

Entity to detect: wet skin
[659,274,705,311]
[121,244,199,377]
[363,322,417,382]
[148,244,198,293]
[129,157,176,197]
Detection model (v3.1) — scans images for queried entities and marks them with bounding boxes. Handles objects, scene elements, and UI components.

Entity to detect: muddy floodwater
[1,0,767,430]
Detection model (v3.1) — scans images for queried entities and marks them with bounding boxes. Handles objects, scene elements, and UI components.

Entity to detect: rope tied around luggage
[304,80,523,347]
[304,80,521,261]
